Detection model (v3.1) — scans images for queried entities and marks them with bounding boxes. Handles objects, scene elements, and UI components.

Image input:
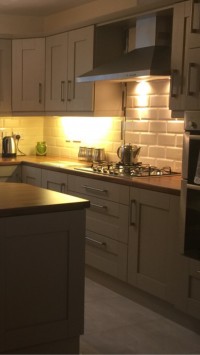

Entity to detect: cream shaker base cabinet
[0,39,11,112]
[128,187,179,303]
[41,169,68,193]
[0,165,21,182]
[68,175,129,281]
[0,210,85,354]
[12,38,45,112]
[22,165,42,187]
[45,26,94,113]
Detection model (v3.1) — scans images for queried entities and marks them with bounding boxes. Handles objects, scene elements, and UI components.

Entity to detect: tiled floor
[80,277,200,354]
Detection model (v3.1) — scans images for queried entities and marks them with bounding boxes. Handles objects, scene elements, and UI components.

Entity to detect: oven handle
[186,183,200,191]
[189,134,200,140]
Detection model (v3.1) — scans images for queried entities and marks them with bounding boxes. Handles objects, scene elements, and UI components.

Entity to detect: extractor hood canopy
[77,14,172,83]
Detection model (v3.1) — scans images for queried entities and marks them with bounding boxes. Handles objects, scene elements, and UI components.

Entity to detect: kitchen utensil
[86,147,94,161]
[93,148,106,162]
[117,143,141,164]
[78,146,87,160]
[2,136,16,157]
[36,141,47,156]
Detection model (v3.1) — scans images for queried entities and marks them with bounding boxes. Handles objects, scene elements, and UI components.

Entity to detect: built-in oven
[180,111,200,260]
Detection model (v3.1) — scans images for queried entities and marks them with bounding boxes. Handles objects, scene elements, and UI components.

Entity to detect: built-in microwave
[180,112,200,260]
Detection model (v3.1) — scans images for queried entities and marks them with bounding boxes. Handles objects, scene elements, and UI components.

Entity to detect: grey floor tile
[81,278,200,354]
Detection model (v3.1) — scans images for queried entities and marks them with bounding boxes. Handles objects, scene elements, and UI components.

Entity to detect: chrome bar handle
[82,185,108,194]
[85,236,106,248]
[39,83,42,104]
[67,80,72,101]
[90,203,107,210]
[61,81,65,102]
[61,183,66,193]
[170,69,179,98]
[130,199,137,226]
[187,183,200,191]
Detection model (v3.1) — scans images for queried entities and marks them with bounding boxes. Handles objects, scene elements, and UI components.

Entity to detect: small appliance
[2,136,17,158]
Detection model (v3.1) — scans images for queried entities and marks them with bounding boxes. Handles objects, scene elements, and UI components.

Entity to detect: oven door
[183,131,200,183]
[180,180,200,259]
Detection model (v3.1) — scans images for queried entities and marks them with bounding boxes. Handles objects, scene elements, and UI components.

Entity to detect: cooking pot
[117,143,141,165]
[2,136,16,158]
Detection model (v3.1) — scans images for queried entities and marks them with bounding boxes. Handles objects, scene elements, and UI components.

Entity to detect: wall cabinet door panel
[12,38,45,112]
[0,40,11,112]
[45,33,68,111]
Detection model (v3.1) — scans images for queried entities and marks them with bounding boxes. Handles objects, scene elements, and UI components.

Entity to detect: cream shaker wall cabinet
[45,26,94,113]
[12,38,45,112]
[170,0,200,113]
[0,40,12,113]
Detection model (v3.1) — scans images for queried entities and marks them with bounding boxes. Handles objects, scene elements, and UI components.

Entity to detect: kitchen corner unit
[0,183,89,354]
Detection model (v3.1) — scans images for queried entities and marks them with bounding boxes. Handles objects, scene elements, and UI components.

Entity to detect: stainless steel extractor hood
[77,15,172,83]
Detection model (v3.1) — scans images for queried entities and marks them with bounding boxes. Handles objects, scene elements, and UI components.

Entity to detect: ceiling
[0,0,95,16]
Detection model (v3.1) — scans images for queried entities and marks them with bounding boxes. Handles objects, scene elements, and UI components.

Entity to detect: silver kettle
[2,136,17,158]
[117,143,141,165]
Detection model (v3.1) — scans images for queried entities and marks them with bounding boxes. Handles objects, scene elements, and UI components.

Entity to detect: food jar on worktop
[36,141,47,156]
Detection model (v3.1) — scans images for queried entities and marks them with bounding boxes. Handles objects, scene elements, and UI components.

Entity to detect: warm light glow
[135,81,151,107]
[61,117,113,146]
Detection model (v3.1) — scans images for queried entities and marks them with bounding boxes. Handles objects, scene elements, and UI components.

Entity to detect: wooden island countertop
[0,182,90,217]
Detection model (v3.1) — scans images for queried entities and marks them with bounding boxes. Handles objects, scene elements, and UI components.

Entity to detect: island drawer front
[85,230,127,282]
[68,175,129,205]
[68,191,129,243]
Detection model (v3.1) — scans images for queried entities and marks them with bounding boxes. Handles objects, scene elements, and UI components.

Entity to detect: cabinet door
[169,1,190,112]
[0,165,21,182]
[188,0,200,49]
[0,40,11,112]
[128,188,179,303]
[67,26,94,112]
[22,165,42,187]
[12,38,45,112]
[42,169,68,193]
[45,33,68,111]
[185,47,200,110]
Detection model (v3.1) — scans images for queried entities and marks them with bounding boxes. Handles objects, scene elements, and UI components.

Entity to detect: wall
[0,116,43,156]
[42,79,183,172]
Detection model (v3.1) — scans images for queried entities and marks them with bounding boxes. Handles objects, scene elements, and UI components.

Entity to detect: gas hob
[75,162,178,178]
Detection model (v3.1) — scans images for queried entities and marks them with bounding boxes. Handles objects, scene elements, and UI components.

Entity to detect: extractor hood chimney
[77,14,172,83]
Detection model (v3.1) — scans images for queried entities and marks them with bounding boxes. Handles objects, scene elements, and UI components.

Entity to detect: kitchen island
[0,183,89,354]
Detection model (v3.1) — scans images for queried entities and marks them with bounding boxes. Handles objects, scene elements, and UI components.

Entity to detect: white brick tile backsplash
[158,134,176,146]
[0,78,184,169]
[150,95,169,107]
[149,121,167,133]
[149,146,166,158]
[141,133,157,145]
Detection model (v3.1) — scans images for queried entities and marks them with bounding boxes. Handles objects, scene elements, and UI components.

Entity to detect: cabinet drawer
[68,175,129,204]
[85,231,127,282]
[42,170,68,193]
[86,195,129,244]
[22,165,41,186]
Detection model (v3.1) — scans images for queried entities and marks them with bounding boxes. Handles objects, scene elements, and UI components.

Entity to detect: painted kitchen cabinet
[45,26,94,112]
[174,256,200,320]
[12,38,45,112]
[169,1,190,113]
[128,187,180,303]
[41,169,68,193]
[0,40,11,113]
[0,165,21,182]
[0,210,85,353]
[170,0,200,113]
[68,175,129,281]
[22,165,42,186]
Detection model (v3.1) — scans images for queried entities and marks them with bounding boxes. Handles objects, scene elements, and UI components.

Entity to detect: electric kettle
[117,143,141,165]
[2,136,17,157]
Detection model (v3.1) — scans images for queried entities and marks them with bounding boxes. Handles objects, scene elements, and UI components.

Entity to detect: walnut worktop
[0,182,90,217]
[0,156,181,195]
